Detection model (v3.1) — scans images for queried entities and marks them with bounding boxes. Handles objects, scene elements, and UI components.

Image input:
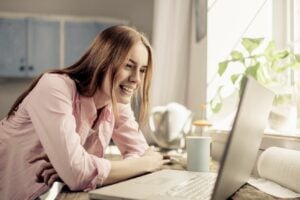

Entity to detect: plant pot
[268,104,297,133]
[268,84,298,133]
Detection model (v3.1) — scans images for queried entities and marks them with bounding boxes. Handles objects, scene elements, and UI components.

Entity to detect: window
[293,0,300,132]
[207,0,300,135]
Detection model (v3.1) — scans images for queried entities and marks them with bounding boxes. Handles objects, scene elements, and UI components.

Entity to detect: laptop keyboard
[162,173,217,200]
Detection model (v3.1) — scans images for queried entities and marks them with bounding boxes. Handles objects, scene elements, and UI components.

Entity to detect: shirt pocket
[83,128,103,156]
[97,122,114,150]
[78,122,91,145]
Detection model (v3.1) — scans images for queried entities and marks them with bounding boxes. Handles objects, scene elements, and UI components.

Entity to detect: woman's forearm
[102,148,164,185]
[102,157,147,185]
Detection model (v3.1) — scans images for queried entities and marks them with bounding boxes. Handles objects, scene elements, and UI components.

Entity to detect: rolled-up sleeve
[25,74,111,191]
[112,104,149,159]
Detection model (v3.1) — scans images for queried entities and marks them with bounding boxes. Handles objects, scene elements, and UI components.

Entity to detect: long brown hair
[7,25,153,126]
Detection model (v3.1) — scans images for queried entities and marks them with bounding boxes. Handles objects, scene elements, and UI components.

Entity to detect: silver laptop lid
[211,76,274,200]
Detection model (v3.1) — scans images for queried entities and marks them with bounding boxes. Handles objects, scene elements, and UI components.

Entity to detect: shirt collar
[78,96,97,123]
[78,95,113,123]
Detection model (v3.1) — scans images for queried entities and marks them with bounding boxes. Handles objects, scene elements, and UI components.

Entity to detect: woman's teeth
[121,85,134,94]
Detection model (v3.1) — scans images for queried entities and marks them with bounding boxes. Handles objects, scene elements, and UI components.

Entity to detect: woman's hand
[29,152,62,186]
[103,146,171,185]
[141,146,170,172]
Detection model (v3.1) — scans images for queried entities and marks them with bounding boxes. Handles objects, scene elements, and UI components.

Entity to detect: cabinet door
[0,18,27,77]
[64,21,111,66]
[27,18,60,77]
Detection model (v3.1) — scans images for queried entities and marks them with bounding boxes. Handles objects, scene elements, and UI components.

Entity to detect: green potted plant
[210,38,300,132]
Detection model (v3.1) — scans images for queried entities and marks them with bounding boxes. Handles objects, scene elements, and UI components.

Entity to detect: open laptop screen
[211,76,274,200]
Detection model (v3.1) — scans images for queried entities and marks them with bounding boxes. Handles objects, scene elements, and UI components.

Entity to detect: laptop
[89,76,274,200]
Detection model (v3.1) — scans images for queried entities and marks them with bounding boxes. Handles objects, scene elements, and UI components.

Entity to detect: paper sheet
[247,177,300,199]
[257,147,300,194]
[247,147,300,199]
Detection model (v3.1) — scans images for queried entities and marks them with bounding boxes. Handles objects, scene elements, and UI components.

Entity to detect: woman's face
[115,41,149,104]
[100,41,149,105]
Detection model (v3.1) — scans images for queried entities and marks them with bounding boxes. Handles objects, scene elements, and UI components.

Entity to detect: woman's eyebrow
[141,65,148,70]
[129,59,147,68]
[128,59,137,65]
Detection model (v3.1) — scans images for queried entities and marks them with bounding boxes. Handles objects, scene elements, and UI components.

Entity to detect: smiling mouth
[120,85,135,95]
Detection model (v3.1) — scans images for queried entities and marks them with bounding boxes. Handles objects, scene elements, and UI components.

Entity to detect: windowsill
[208,128,300,161]
[264,128,300,138]
[208,128,300,139]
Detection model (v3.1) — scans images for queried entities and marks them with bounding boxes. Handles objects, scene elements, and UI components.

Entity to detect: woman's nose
[129,70,141,84]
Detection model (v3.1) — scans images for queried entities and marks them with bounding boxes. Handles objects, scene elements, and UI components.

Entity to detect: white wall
[186,0,207,119]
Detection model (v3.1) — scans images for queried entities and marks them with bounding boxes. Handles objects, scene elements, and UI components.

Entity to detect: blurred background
[0,0,299,150]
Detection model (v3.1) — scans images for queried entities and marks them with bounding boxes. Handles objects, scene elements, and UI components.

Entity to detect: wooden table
[57,185,299,200]
[55,152,299,200]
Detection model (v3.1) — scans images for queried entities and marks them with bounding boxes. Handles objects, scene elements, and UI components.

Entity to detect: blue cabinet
[0,15,122,78]
[64,21,112,66]
[0,17,60,78]
[27,18,60,77]
[0,18,27,77]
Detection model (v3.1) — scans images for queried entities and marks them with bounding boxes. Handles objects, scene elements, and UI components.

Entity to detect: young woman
[0,25,167,200]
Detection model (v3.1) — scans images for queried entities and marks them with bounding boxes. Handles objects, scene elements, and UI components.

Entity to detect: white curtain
[151,0,192,107]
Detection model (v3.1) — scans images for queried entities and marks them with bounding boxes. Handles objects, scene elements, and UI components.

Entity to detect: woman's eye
[140,68,147,74]
[126,64,133,69]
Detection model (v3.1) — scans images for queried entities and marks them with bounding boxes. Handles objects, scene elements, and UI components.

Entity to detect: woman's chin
[116,96,132,104]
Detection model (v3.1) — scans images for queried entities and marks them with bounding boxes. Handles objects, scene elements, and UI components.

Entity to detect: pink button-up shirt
[0,73,149,200]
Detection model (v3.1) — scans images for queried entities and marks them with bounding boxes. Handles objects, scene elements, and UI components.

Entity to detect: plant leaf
[257,63,271,85]
[231,74,241,84]
[274,64,288,73]
[294,63,300,69]
[245,63,260,79]
[210,98,222,113]
[238,76,247,97]
[274,50,289,60]
[264,41,275,61]
[290,54,300,69]
[295,54,300,62]
[218,61,228,76]
[289,60,300,70]
[242,38,264,54]
[230,51,244,61]
[209,86,223,113]
[273,94,293,105]
[217,85,223,93]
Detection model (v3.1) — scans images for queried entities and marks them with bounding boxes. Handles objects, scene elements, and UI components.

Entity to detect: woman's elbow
[62,171,94,191]
[64,178,86,191]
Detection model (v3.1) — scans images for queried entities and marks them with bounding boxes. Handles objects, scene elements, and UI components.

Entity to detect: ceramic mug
[186,136,211,172]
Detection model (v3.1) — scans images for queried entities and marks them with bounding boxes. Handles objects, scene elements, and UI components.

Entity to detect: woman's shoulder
[39,73,76,91]
[40,73,73,85]
[32,73,77,100]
